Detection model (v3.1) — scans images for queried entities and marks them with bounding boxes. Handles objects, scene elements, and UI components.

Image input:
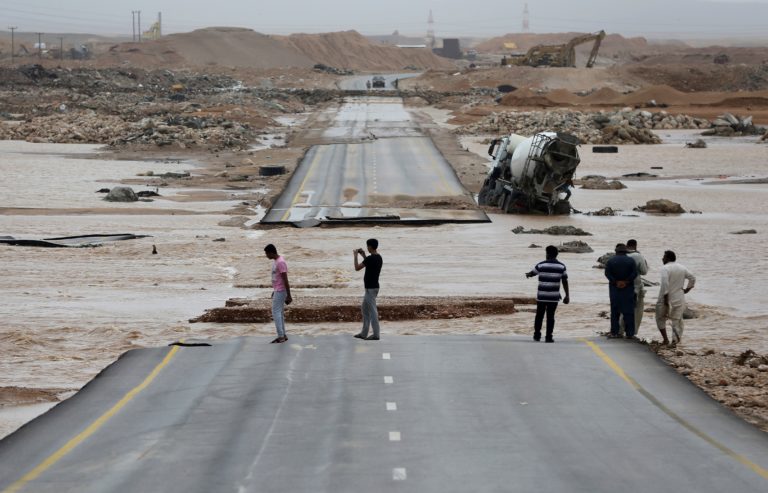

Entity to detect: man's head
[545,245,558,259]
[627,239,638,251]
[366,238,378,253]
[264,243,278,260]
[663,250,676,264]
[615,243,628,254]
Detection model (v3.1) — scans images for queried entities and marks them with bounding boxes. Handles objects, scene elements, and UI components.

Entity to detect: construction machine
[511,30,606,68]
[478,132,581,215]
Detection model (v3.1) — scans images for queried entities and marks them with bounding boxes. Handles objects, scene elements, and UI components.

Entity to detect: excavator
[510,30,606,68]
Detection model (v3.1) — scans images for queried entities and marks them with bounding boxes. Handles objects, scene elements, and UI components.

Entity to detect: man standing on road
[605,243,638,339]
[656,250,696,346]
[353,239,383,341]
[619,239,649,337]
[526,245,570,343]
[264,244,292,344]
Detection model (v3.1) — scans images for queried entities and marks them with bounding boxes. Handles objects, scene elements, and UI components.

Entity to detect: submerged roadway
[1,335,767,492]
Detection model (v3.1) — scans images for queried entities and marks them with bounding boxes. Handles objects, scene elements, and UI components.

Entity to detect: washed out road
[1,336,767,493]
[261,97,488,224]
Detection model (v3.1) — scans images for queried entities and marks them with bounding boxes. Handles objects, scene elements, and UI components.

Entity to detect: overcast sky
[4,0,768,39]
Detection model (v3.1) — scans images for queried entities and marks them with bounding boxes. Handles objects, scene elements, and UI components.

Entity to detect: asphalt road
[337,73,420,91]
[1,336,767,493]
[262,97,488,225]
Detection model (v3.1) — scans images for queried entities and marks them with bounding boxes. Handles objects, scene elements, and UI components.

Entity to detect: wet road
[337,73,419,91]
[262,97,488,224]
[1,336,767,493]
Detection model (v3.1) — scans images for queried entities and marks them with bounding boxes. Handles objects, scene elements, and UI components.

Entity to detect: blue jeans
[360,288,380,338]
[272,290,287,337]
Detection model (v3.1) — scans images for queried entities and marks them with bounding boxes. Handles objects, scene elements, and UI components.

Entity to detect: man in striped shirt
[526,246,570,343]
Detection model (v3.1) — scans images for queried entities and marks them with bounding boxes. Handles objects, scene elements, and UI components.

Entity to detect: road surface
[1,336,767,493]
[337,73,420,91]
[262,97,488,225]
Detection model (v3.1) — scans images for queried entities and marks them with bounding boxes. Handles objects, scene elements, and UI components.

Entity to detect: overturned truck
[478,132,581,215]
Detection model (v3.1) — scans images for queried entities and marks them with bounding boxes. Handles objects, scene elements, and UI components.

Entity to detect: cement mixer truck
[478,132,581,215]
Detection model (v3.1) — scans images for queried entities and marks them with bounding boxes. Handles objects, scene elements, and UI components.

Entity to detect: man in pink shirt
[264,244,292,343]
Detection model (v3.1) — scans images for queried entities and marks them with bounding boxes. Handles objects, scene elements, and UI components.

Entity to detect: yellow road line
[2,345,181,493]
[582,339,768,481]
[280,146,323,221]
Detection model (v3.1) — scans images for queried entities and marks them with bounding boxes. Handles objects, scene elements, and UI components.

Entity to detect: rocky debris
[654,347,768,432]
[685,139,707,148]
[557,240,594,253]
[731,229,757,235]
[761,131,768,142]
[577,175,627,190]
[191,295,528,324]
[634,199,686,214]
[594,252,614,269]
[528,244,541,248]
[512,225,592,236]
[218,216,251,228]
[96,188,110,193]
[136,190,160,197]
[585,207,618,216]
[701,112,766,137]
[104,186,138,202]
[312,64,354,76]
[455,109,710,145]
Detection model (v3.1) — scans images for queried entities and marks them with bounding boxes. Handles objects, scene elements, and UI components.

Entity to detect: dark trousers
[610,286,635,337]
[534,301,558,338]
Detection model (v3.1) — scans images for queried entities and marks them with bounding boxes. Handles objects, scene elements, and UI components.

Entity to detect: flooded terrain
[1,125,767,437]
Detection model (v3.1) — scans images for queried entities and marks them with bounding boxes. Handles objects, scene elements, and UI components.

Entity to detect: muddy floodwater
[1,132,767,437]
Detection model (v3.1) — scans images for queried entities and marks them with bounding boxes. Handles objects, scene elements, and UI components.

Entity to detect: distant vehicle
[371,76,386,88]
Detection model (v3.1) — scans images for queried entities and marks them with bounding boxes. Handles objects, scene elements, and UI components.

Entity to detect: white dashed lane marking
[382,353,391,360]
[393,468,407,481]
[386,402,397,411]
[384,376,393,384]
[389,431,401,442]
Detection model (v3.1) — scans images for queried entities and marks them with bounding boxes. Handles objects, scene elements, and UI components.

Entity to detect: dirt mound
[104,27,315,69]
[579,87,623,104]
[499,87,557,107]
[475,32,651,56]
[616,84,692,105]
[282,30,455,71]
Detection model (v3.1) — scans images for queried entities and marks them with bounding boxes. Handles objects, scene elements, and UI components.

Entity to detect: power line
[8,26,17,63]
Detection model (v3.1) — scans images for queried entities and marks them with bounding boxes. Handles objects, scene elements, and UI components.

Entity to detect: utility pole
[8,26,17,63]
[131,11,136,42]
[137,11,142,42]
[58,37,64,60]
[36,32,43,59]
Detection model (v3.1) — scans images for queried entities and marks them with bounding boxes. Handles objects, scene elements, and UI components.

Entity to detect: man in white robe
[655,250,696,345]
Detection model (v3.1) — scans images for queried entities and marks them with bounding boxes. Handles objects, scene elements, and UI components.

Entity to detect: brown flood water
[1,131,767,437]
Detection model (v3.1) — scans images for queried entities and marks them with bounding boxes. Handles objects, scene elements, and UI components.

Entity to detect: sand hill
[474,32,651,56]
[282,31,456,71]
[104,27,315,69]
[97,28,455,72]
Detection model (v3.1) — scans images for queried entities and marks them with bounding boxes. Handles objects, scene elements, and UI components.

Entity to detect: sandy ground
[1,115,768,439]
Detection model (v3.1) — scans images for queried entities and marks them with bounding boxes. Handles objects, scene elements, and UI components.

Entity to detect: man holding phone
[353,238,383,341]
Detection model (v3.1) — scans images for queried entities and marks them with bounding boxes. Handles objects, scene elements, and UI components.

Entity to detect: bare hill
[282,31,456,71]
[102,27,315,69]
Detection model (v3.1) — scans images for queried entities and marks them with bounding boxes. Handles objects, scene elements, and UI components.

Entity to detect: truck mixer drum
[478,131,581,215]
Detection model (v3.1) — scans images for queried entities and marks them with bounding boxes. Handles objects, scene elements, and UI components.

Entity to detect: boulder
[685,139,707,148]
[512,225,592,236]
[730,229,757,235]
[634,199,686,214]
[104,186,138,202]
[579,176,626,190]
[557,240,594,253]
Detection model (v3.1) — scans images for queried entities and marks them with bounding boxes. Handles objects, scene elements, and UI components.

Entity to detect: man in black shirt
[353,238,383,341]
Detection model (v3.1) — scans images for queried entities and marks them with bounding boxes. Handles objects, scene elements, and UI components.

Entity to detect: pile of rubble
[455,109,711,145]
[701,112,766,137]
[0,110,255,150]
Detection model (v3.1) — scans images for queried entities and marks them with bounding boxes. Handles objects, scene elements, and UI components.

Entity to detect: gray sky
[4,0,768,39]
